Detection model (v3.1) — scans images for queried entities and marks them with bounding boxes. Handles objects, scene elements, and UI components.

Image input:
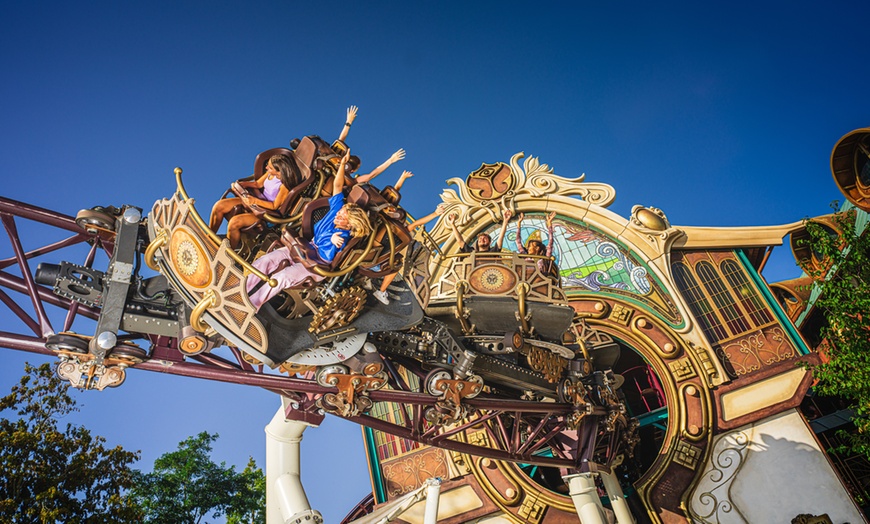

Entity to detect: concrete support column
[600,469,635,524]
[266,398,323,524]
[564,472,607,524]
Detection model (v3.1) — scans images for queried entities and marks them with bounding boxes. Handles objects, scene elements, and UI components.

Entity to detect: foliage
[225,457,266,524]
[0,362,142,522]
[131,431,265,524]
[799,208,870,457]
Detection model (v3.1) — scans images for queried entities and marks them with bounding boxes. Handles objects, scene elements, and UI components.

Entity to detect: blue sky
[2,1,869,522]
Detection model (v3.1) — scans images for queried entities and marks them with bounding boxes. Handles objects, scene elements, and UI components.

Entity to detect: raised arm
[356,148,405,184]
[333,149,351,195]
[337,105,357,143]
[514,212,526,253]
[394,170,414,191]
[407,204,445,231]
[545,211,556,257]
[447,213,466,246]
[494,208,512,251]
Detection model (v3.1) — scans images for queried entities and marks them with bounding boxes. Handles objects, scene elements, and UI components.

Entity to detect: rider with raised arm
[246,149,371,309]
[372,200,445,305]
[447,209,512,253]
[515,211,557,275]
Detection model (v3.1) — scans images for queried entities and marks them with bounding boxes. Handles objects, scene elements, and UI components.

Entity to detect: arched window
[697,261,751,336]
[673,262,728,342]
[721,259,774,327]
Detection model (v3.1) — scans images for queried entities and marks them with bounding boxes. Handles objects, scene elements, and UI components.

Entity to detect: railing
[430,251,563,303]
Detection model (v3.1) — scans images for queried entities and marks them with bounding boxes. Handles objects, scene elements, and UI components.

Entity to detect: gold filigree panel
[149,194,268,354]
[716,326,797,378]
[381,447,450,499]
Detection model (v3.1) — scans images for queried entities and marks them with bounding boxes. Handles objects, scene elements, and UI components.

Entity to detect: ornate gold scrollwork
[190,289,218,333]
[527,345,567,383]
[145,228,169,271]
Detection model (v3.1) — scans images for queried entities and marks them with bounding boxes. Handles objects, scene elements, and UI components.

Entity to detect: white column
[423,478,442,524]
[600,469,635,524]
[265,397,323,524]
[564,472,607,524]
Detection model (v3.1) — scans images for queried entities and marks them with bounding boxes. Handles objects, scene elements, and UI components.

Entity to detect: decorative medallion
[169,228,211,288]
[469,265,517,294]
[466,162,515,202]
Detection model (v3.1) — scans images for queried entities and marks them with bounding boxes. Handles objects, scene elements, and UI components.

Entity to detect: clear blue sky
[1,1,869,522]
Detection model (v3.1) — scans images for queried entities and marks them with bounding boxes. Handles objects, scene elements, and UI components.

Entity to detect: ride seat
[277,185,413,277]
[227,138,329,240]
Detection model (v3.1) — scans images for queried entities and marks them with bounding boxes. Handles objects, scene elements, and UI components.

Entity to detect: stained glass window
[489,215,653,295]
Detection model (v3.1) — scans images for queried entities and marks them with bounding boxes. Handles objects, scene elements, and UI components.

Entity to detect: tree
[226,458,266,524]
[800,208,870,458]
[131,432,265,524]
[0,362,142,522]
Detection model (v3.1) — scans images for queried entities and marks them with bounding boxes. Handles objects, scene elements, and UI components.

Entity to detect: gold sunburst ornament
[469,265,516,294]
[169,228,211,288]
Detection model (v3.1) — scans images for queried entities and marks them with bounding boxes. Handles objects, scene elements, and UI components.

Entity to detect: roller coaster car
[143,147,426,372]
[427,251,575,343]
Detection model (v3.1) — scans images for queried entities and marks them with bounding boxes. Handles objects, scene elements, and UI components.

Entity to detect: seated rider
[515,211,557,275]
[209,106,363,250]
[447,209,511,253]
[209,154,296,250]
[246,149,372,309]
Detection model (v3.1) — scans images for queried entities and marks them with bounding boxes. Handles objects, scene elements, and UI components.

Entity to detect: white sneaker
[373,290,390,305]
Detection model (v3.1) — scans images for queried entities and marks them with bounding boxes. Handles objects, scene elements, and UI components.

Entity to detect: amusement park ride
[1,123,867,523]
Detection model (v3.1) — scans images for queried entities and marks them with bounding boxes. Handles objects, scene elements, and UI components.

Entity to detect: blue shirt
[311,193,351,263]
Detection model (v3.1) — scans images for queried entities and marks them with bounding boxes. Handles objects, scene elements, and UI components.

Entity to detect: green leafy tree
[131,432,265,524]
[226,458,266,524]
[800,208,870,457]
[0,362,142,522]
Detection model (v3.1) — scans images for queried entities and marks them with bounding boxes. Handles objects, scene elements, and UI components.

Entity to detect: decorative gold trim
[145,228,168,271]
[190,289,218,333]
[679,382,708,442]
[516,282,531,335]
